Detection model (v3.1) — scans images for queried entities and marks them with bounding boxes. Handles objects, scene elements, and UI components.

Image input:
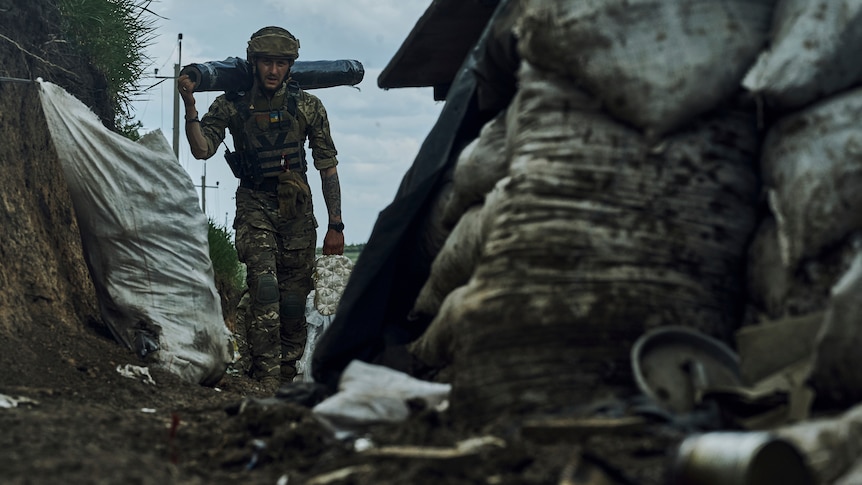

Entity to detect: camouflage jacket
[198,80,339,172]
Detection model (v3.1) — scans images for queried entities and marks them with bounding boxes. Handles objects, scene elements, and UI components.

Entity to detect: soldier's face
[256,57,292,93]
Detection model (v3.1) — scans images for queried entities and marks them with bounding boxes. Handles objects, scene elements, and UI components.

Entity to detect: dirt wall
[0,0,109,384]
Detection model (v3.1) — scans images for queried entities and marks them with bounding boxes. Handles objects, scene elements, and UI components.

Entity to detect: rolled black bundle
[292,59,365,90]
[180,57,365,92]
[181,57,253,92]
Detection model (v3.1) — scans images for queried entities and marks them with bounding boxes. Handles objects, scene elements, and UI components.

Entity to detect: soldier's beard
[257,73,287,96]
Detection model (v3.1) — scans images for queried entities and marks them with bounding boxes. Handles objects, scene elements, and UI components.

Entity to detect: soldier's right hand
[177,74,197,105]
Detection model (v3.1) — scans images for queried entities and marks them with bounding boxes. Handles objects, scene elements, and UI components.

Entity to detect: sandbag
[760,87,862,270]
[745,215,790,319]
[441,111,510,227]
[742,0,862,111]
[299,256,354,381]
[411,206,484,321]
[411,176,510,321]
[313,255,354,316]
[416,176,455,264]
[408,285,471,369]
[515,0,774,138]
[835,460,862,485]
[38,81,231,385]
[440,138,477,226]
[447,64,760,420]
[746,214,860,322]
[807,247,862,407]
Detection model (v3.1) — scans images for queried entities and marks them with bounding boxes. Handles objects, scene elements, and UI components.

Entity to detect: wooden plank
[378,0,496,90]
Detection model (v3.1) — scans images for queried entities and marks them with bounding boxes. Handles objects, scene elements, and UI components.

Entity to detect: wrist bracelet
[185,116,199,123]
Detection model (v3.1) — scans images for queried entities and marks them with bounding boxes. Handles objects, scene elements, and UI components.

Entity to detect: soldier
[178,26,345,391]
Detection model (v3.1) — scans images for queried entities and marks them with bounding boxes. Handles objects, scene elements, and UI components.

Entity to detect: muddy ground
[0,314,684,485]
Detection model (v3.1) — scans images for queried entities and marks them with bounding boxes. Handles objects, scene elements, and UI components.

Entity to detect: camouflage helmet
[247,26,300,62]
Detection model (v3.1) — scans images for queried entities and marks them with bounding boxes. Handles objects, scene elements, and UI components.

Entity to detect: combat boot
[259,375,281,394]
[252,356,281,394]
[280,360,298,383]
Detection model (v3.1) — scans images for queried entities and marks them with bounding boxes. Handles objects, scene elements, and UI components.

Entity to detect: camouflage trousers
[233,186,316,384]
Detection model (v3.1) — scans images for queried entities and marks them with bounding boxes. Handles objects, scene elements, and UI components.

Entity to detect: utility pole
[156,33,215,215]
[172,33,183,159]
[153,33,184,160]
[198,161,219,213]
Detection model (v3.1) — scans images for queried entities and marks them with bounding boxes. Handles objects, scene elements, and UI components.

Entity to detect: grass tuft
[56,0,158,134]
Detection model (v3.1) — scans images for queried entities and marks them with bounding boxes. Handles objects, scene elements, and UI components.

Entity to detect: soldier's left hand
[322,229,344,255]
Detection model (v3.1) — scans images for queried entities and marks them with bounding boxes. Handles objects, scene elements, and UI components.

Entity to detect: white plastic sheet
[297,290,333,382]
[38,81,231,385]
[312,360,451,434]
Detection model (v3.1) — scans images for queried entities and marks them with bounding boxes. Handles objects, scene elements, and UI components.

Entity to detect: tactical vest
[229,81,307,182]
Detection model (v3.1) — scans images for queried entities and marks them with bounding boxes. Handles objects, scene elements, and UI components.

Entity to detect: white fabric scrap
[116,364,157,385]
[0,394,39,409]
[312,360,451,432]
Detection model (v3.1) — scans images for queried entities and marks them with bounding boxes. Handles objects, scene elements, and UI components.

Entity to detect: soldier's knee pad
[254,273,280,305]
[280,292,305,320]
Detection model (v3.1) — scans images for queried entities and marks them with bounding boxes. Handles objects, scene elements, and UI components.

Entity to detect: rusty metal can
[670,431,813,485]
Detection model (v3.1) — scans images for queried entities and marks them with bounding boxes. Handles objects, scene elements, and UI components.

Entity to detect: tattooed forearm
[321,168,342,221]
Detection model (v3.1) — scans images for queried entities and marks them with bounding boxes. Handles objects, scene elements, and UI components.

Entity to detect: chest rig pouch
[227,81,308,185]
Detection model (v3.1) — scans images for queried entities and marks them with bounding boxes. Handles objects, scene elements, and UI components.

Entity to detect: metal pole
[201,174,206,213]
[197,162,219,214]
[172,33,183,159]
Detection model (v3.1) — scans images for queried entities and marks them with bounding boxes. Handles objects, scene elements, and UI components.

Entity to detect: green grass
[56,0,158,133]
[207,219,244,321]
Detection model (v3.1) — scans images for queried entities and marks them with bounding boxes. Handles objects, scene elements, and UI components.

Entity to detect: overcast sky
[131,0,443,245]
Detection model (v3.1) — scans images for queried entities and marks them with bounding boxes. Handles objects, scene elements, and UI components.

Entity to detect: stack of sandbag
[440,111,510,228]
[413,111,509,276]
[313,255,355,316]
[409,111,511,323]
[740,0,862,406]
[298,255,355,382]
[746,91,862,318]
[410,0,771,421]
[409,177,511,365]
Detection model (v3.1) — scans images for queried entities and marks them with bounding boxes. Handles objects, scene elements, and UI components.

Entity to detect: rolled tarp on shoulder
[181,57,365,92]
[37,80,231,386]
